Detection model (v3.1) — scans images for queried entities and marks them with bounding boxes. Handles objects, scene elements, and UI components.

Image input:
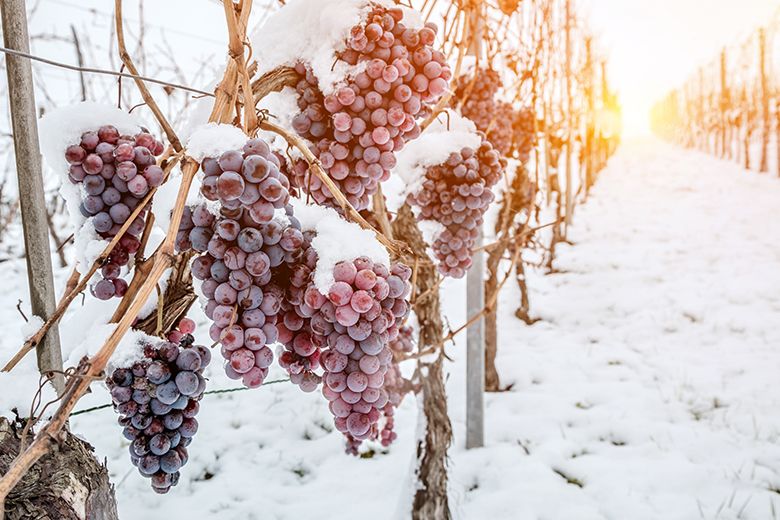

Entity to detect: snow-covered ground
[2,138,780,519]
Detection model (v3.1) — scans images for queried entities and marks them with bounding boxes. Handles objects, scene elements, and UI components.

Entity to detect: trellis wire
[69,378,291,417]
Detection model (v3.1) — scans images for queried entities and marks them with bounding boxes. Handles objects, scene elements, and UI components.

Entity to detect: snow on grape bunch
[289,3,451,211]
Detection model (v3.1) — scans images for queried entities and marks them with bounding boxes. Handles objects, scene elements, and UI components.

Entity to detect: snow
[386,109,481,211]
[38,102,149,270]
[0,317,54,418]
[185,123,248,162]
[291,198,390,293]
[21,315,44,340]
[2,139,780,518]
[251,0,395,94]
[38,102,144,177]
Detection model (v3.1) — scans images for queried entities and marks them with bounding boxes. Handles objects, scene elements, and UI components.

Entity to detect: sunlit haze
[586,0,778,137]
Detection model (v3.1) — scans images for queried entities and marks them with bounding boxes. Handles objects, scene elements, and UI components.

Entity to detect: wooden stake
[563,0,574,236]
[759,27,769,173]
[1,0,64,395]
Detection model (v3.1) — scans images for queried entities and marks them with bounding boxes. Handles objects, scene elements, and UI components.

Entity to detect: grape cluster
[379,325,415,447]
[487,101,515,157]
[192,209,303,388]
[512,106,536,164]
[290,4,451,211]
[106,318,209,494]
[64,126,165,300]
[276,233,324,392]
[313,259,412,452]
[176,203,216,253]
[407,138,504,278]
[454,68,501,133]
[200,138,291,221]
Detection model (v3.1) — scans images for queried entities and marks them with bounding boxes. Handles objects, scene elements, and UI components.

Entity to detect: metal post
[2,0,64,394]
[465,5,484,450]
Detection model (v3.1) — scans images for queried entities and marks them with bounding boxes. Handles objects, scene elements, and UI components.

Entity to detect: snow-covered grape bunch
[316,258,412,452]
[290,4,451,211]
[106,318,209,494]
[64,126,165,300]
[407,138,504,278]
[488,101,515,157]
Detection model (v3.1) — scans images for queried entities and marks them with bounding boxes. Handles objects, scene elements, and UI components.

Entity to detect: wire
[69,378,291,417]
[0,45,214,97]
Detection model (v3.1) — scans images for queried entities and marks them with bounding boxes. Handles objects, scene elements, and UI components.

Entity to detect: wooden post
[1,0,64,395]
[776,98,780,178]
[465,6,484,450]
[584,37,594,195]
[759,27,769,173]
[698,67,705,151]
[719,48,728,158]
[563,0,574,236]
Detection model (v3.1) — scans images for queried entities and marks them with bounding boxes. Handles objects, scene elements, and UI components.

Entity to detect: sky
[586,0,779,136]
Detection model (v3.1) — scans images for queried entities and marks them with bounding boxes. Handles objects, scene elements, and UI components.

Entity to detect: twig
[1,152,184,373]
[257,119,407,257]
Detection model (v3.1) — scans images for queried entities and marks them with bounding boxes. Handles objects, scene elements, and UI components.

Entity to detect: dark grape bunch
[407,137,504,278]
[176,203,215,253]
[276,232,324,393]
[312,258,413,453]
[200,138,291,222]
[290,4,451,211]
[106,318,209,494]
[64,125,165,300]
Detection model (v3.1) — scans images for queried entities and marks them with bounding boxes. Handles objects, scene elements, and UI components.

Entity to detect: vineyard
[651,7,780,174]
[0,1,778,519]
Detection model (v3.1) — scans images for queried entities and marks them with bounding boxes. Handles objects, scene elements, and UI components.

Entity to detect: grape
[271,227,412,451]
[289,6,450,211]
[106,320,209,493]
[407,137,504,278]
[197,139,290,219]
[62,126,164,301]
[191,204,305,386]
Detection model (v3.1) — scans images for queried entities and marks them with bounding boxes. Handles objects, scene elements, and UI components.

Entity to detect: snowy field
[2,138,780,519]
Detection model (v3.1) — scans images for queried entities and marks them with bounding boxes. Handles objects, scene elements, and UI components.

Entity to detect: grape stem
[257,118,410,258]
[114,0,182,153]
